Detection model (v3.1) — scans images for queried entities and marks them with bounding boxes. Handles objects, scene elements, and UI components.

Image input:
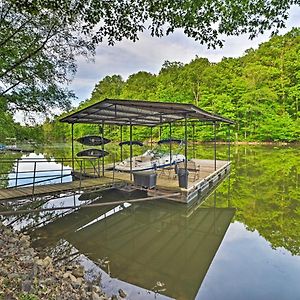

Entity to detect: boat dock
[0,99,234,207]
[0,159,229,203]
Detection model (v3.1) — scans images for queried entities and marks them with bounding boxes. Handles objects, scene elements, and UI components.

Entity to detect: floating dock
[0,159,229,204]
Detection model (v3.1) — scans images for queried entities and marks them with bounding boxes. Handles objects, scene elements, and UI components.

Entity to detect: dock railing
[0,157,104,190]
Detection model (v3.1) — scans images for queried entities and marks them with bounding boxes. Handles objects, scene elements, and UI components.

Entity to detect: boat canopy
[60,98,234,126]
[119,141,143,147]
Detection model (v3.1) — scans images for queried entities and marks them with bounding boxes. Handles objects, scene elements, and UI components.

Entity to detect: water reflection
[2,144,300,299]
[30,188,234,300]
[0,152,72,188]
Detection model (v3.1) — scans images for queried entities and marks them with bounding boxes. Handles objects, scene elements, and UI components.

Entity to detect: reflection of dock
[69,207,235,300]
[31,194,235,300]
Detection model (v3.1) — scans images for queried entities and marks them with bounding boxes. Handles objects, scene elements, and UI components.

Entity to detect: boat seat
[140,155,152,162]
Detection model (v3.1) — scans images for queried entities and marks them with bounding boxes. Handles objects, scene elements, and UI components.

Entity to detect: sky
[69,5,300,106]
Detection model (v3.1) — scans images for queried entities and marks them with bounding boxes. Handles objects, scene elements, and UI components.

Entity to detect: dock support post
[184,114,188,188]
[32,161,37,196]
[71,123,74,173]
[227,125,231,162]
[102,121,105,177]
[213,122,217,171]
[129,119,133,181]
[169,123,172,166]
[120,125,123,161]
[61,158,64,183]
[192,123,195,158]
[15,158,19,187]
[159,126,162,140]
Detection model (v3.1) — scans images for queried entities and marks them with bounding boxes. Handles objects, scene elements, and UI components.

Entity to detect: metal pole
[102,121,104,176]
[79,160,82,191]
[150,127,153,149]
[113,155,115,182]
[120,125,123,161]
[227,125,231,162]
[129,120,133,181]
[32,161,37,196]
[71,123,74,173]
[192,124,195,158]
[184,114,188,188]
[61,158,64,183]
[214,122,217,171]
[159,126,162,140]
[169,123,172,166]
[15,158,19,187]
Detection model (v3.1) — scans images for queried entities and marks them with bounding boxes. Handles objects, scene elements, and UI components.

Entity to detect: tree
[121,72,157,100]
[0,1,94,113]
[9,0,295,48]
[1,0,298,114]
[89,75,125,104]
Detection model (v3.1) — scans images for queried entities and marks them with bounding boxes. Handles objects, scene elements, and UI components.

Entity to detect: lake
[1,144,299,299]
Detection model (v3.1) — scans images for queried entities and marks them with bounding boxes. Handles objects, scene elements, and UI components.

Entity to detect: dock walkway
[0,177,122,201]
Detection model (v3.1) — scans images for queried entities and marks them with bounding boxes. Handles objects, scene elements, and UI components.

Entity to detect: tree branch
[0,16,33,47]
[0,80,22,96]
[0,23,57,79]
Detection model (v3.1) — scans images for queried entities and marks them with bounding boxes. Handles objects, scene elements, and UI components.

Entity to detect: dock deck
[0,159,230,203]
[0,177,122,201]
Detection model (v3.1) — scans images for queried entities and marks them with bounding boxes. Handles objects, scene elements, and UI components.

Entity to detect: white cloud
[69,5,300,103]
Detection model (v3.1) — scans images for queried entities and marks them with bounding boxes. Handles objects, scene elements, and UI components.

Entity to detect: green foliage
[8,0,295,48]
[45,29,300,142]
[1,0,298,116]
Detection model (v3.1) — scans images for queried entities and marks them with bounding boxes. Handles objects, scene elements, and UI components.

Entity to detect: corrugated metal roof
[60,98,234,126]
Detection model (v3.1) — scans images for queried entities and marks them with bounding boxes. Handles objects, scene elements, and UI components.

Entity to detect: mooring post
[129,119,133,181]
[213,122,217,171]
[71,123,74,173]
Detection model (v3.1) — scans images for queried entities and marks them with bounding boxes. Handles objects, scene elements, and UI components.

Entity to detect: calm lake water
[1,144,299,299]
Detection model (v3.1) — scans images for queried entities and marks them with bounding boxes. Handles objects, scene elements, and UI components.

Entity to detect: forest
[43,29,300,143]
[1,29,300,143]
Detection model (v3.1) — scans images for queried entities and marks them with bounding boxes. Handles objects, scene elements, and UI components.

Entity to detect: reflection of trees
[0,152,22,188]
[205,146,300,255]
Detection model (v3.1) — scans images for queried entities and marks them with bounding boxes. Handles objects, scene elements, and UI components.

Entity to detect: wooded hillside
[5,29,300,143]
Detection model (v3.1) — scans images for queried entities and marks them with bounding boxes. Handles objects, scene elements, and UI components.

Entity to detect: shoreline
[0,222,126,300]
